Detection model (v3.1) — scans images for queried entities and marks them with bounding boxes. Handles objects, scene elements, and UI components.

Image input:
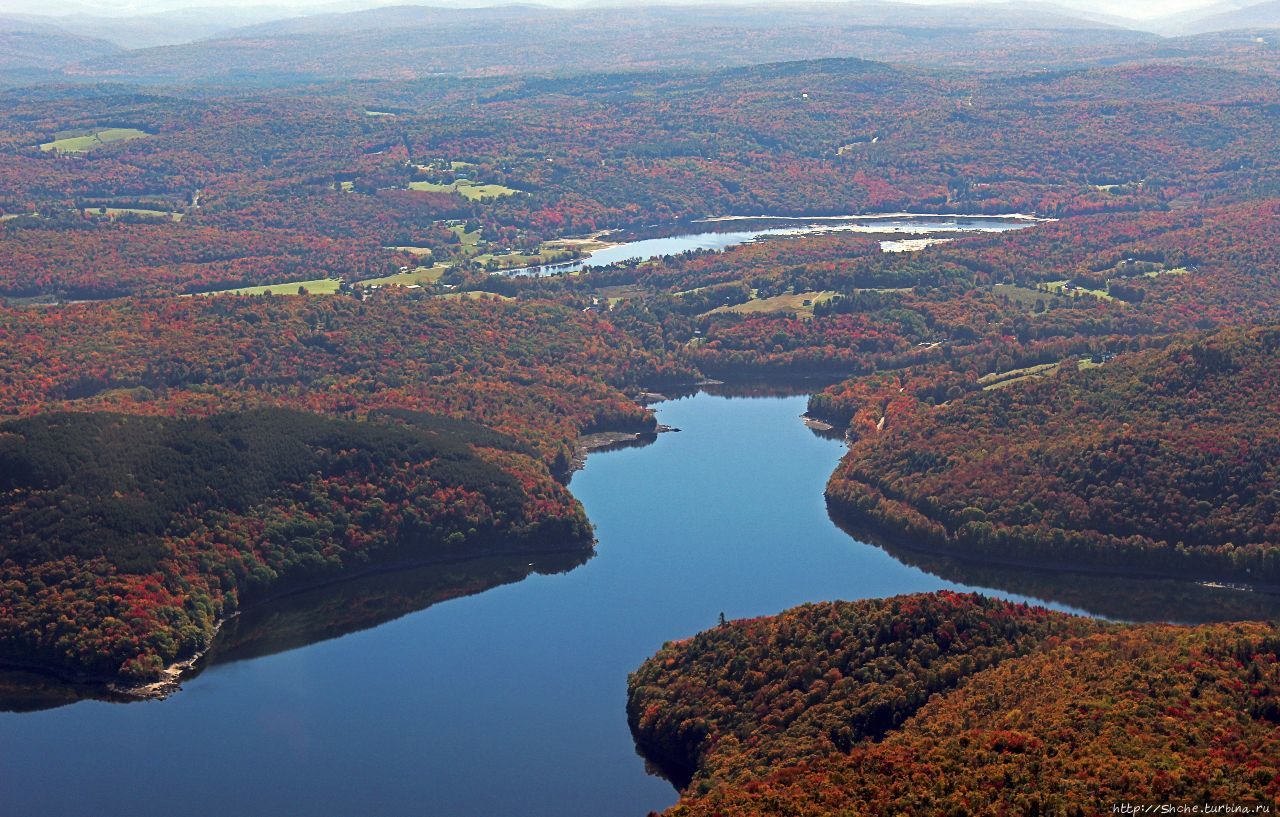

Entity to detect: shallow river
[1,391,1272,817]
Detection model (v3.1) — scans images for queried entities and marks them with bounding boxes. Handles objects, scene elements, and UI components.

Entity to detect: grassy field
[1042,280,1116,301]
[473,248,578,270]
[547,235,617,254]
[85,207,181,222]
[415,161,476,172]
[40,128,147,153]
[387,246,434,256]
[706,290,837,318]
[979,357,1106,390]
[597,284,648,305]
[197,278,342,296]
[450,225,483,247]
[993,283,1063,308]
[436,224,599,271]
[441,290,513,301]
[1092,181,1139,192]
[671,284,716,296]
[1139,266,1190,278]
[979,361,1061,390]
[880,237,952,253]
[358,266,447,288]
[409,180,520,200]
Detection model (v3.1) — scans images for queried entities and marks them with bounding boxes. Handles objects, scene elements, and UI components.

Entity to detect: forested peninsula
[629,592,1280,815]
[0,296,674,689]
[0,408,593,687]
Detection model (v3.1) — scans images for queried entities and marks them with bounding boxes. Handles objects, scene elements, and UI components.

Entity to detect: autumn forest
[1,2,1279,815]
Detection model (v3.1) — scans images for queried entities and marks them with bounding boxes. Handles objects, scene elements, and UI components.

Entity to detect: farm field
[408,180,521,199]
[706,290,838,318]
[197,277,343,296]
[39,128,148,153]
[358,265,447,288]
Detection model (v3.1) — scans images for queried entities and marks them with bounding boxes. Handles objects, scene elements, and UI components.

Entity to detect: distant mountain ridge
[217,1,1128,38]
[1171,0,1280,32]
[2,7,302,49]
[7,0,1275,84]
[0,2,1159,84]
[0,18,121,73]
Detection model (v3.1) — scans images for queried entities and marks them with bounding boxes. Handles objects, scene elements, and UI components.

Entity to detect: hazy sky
[0,0,1240,23]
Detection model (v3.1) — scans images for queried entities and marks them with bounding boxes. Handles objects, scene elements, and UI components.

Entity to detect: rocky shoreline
[570,426,678,473]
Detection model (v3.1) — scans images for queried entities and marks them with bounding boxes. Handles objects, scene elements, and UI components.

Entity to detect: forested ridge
[0,294,676,469]
[0,293,680,685]
[824,325,1280,583]
[0,408,591,683]
[2,33,1280,719]
[34,5,1169,83]
[629,593,1280,815]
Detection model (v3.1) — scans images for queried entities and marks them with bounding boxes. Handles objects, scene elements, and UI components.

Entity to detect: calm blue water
[0,393,1081,817]
[505,214,1038,276]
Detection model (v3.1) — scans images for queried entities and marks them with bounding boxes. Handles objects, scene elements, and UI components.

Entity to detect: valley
[0,3,1278,814]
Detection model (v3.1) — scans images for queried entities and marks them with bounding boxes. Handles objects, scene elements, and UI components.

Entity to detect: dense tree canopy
[0,294,682,684]
[0,408,589,682]
[630,593,1280,816]
[826,325,1280,582]
[629,592,1099,792]
[3,44,1280,710]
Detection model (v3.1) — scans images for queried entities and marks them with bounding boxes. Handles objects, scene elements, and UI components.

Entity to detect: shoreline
[0,405,679,703]
[126,413,679,699]
[800,413,837,433]
[0,538,595,702]
[551,230,623,255]
[569,425,680,473]
[112,622,226,699]
[17,376,1271,704]
[826,499,1280,597]
[694,211,1054,224]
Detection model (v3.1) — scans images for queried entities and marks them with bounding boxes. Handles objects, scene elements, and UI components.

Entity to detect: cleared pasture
[409,180,520,199]
[40,128,148,153]
[706,290,837,318]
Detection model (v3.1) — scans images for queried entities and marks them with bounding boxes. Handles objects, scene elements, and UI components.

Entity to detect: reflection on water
[0,669,122,713]
[207,549,591,668]
[0,392,1275,817]
[831,514,1280,624]
[0,549,590,713]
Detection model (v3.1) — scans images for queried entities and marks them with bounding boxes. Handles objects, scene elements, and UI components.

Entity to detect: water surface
[1,392,1265,817]
[506,214,1039,276]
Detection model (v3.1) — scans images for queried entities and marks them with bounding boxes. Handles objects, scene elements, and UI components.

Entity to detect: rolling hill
[46,2,1154,83]
[1169,0,1280,32]
[0,18,121,75]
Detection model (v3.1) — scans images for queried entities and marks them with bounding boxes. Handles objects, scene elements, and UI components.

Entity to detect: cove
[0,392,1274,817]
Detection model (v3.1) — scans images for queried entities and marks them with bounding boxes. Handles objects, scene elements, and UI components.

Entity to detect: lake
[504,213,1042,276]
[1,391,1273,817]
